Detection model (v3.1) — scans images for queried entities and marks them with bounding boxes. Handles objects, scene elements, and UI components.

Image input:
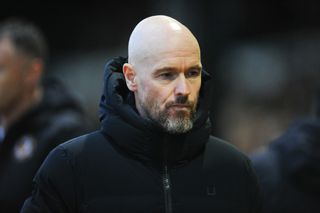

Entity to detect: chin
[173,110,191,118]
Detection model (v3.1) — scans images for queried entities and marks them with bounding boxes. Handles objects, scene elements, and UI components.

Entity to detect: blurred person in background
[0,18,90,212]
[251,89,320,213]
[21,15,261,212]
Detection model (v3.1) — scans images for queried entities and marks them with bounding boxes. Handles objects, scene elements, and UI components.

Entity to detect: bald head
[128,15,201,67]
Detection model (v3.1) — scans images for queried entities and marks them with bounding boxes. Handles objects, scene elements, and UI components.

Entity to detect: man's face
[0,38,28,114]
[135,50,202,134]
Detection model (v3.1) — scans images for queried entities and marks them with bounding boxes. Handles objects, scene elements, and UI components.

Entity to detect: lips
[170,104,191,108]
[168,105,192,113]
[166,101,193,109]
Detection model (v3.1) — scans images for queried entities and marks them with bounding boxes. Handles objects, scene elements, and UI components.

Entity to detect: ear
[123,63,137,92]
[25,58,43,85]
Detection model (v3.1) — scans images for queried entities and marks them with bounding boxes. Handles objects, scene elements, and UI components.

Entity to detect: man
[0,19,89,212]
[251,90,320,213]
[22,15,261,212]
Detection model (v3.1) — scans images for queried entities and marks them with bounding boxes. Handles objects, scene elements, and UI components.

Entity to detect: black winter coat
[0,79,89,213]
[22,57,261,213]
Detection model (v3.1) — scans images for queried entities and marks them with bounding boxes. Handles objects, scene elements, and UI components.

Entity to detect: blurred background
[2,0,320,154]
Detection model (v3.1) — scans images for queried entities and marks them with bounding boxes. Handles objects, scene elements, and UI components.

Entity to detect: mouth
[170,104,191,108]
[168,104,192,112]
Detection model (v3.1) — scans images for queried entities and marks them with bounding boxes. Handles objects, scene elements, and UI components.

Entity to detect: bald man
[22,16,261,213]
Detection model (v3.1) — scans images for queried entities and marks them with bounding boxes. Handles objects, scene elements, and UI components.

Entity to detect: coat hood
[99,56,212,166]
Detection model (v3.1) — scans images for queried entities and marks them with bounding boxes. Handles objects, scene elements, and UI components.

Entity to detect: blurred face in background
[0,38,30,115]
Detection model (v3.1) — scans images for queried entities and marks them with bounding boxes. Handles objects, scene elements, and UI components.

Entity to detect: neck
[2,86,43,130]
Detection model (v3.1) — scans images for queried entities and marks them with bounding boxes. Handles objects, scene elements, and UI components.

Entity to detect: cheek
[0,72,12,91]
[142,83,171,106]
[0,74,18,107]
[1,69,25,93]
[152,86,172,105]
[191,80,201,98]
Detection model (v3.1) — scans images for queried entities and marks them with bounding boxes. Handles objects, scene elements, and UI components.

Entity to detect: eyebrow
[154,65,202,74]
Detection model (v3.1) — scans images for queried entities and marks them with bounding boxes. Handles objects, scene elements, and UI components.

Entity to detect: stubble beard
[142,95,198,134]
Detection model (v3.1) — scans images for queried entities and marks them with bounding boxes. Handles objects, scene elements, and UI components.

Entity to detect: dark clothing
[0,79,89,213]
[251,118,320,213]
[22,57,261,213]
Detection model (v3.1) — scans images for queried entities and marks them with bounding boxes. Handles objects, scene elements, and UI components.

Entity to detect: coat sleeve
[21,145,78,213]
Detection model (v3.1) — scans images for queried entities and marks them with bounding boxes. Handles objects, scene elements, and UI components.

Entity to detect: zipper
[162,135,172,213]
[162,164,172,213]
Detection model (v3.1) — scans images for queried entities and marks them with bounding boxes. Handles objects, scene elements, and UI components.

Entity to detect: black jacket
[251,117,320,213]
[22,57,261,213]
[0,79,89,213]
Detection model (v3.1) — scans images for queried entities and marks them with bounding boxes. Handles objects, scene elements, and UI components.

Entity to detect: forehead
[132,28,202,73]
[0,38,16,59]
[0,38,28,69]
[149,49,201,71]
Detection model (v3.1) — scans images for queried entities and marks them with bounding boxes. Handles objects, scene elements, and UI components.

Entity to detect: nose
[174,74,191,96]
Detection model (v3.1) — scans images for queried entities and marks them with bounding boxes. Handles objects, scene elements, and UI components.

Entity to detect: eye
[158,72,176,80]
[186,69,200,78]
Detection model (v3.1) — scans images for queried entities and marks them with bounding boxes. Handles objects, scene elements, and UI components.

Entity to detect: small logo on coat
[13,135,36,161]
[206,185,216,196]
